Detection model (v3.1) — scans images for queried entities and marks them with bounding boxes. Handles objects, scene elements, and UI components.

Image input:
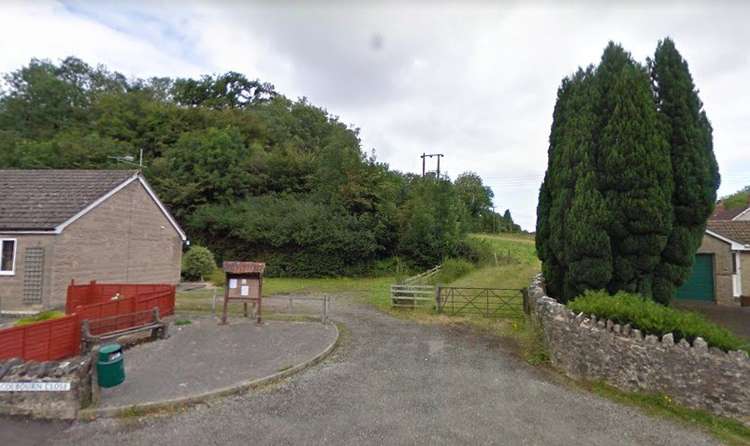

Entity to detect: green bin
[97,343,125,388]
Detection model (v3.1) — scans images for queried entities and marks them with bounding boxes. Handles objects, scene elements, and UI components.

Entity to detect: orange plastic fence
[0,282,175,361]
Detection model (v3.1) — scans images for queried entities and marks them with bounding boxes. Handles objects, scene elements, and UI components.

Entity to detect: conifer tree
[649,38,720,303]
[538,41,698,303]
[537,73,580,299]
[562,69,612,300]
[595,50,673,297]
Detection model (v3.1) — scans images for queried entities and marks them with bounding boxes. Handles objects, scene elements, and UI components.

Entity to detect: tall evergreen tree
[649,38,720,303]
[537,72,580,299]
[562,69,612,299]
[596,57,672,297]
[536,40,716,304]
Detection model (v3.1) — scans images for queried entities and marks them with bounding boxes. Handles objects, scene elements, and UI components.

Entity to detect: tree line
[536,38,720,304]
[0,57,519,276]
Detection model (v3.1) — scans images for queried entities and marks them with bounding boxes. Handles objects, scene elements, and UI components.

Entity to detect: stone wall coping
[530,275,749,362]
[530,272,750,422]
[535,293,750,362]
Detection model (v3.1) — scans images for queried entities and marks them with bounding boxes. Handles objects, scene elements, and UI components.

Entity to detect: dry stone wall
[0,356,92,419]
[529,274,750,424]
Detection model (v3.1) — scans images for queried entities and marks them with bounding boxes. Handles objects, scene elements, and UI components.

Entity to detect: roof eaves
[705,229,750,251]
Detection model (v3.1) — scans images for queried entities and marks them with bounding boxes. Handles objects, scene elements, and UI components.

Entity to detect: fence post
[435,286,442,313]
[521,288,530,315]
[90,345,100,406]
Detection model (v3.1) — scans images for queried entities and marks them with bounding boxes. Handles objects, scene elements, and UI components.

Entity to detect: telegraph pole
[420,153,445,178]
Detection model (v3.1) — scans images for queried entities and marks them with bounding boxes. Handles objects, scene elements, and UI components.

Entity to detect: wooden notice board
[221,261,265,324]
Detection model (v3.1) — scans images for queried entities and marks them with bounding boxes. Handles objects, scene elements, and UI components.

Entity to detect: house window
[732,252,739,274]
[0,239,17,275]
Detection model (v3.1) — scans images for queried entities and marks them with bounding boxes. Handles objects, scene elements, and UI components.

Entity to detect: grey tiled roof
[707,221,750,246]
[0,170,136,231]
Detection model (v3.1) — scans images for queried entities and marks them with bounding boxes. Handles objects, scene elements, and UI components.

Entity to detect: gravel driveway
[7,296,719,445]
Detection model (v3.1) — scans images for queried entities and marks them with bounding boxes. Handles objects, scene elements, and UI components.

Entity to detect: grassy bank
[451,233,539,289]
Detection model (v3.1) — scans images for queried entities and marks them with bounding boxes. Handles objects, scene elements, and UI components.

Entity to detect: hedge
[568,290,749,353]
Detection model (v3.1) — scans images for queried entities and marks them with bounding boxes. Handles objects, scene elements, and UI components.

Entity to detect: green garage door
[675,254,714,301]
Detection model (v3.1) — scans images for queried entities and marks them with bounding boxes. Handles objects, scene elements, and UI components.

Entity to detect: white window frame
[733,252,742,298]
[0,238,17,276]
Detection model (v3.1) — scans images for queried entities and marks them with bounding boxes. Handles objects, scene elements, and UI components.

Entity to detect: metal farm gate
[436,287,525,318]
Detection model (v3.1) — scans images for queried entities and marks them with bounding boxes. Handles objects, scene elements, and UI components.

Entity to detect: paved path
[5,297,719,445]
[98,318,337,409]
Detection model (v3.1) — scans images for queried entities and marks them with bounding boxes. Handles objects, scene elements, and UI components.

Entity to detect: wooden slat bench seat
[81,308,168,353]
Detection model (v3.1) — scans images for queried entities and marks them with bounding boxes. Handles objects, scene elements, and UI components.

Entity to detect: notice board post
[221,261,266,325]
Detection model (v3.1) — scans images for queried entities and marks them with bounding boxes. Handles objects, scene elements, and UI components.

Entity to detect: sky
[1,1,748,230]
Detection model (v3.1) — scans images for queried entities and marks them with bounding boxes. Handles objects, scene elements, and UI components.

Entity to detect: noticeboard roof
[222,261,266,274]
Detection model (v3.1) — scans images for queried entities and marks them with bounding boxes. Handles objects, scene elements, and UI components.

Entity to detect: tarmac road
[4,296,720,445]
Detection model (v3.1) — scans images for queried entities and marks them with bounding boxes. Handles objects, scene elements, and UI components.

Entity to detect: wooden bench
[81,308,168,353]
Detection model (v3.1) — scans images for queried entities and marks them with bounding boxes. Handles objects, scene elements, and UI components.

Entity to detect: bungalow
[0,170,186,314]
[675,220,750,306]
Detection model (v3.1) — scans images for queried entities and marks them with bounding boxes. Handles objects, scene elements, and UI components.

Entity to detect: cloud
[2,1,749,229]
[0,1,204,78]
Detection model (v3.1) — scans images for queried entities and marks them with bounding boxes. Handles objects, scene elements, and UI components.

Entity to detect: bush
[209,267,226,287]
[182,245,216,281]
[15,311,65,326]
[188,196,383,277]
[433,258,474,284]
[454,237,494,265]
[568,290,749,353]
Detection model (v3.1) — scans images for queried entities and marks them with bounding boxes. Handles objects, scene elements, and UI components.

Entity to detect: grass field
[176,276,394,314]
[177,233,539,316]
[450,233,539,289]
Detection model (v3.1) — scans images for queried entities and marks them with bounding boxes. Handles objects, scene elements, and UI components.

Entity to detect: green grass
[15,310,65,326]
[370,232,541,320]
[176,276,394,314]
[585,381,750,446]
[174,319,192,326]
[438,233,540,317]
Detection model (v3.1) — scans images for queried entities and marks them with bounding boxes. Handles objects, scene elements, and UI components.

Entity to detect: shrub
[568,290,749,353]
[455,237,494,265]
[209,267,226,287]
[182,245,216,281]
[188,196,383,277]
[15,310,65,326]
[433,258,474,284]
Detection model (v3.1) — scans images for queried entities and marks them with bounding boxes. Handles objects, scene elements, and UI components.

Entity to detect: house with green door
[675,220,750,306]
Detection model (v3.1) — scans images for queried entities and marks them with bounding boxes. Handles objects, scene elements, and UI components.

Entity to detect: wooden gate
[437,287,524,317]
[390,284,436,308]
